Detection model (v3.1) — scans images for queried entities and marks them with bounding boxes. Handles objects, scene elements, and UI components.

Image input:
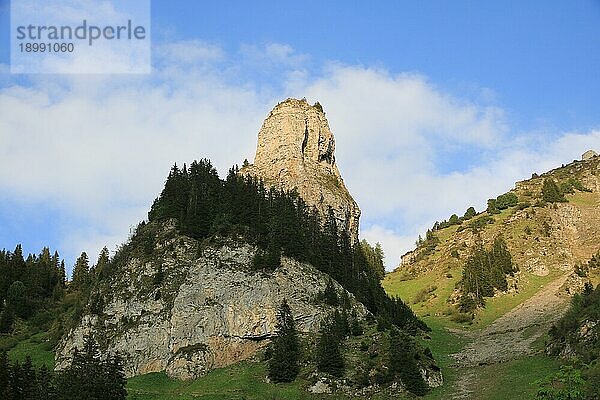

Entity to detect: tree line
[0,337,126,400]
[0,246,65,334]
[0,243,128,399]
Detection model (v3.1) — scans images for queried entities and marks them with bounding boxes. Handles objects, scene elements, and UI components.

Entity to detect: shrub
[574,263,588,278]
[463,206,477,220]
[412,285,437,304]
[468,215,494,232]
[450,311,474,324]
[449,214,460,225]
[487,199,500,214]
[542,179,567,203]
[535,366,585,400]
[388,328,429,396]
[496,192,519,210]
[560,178,591,194]
[541,220,552,237]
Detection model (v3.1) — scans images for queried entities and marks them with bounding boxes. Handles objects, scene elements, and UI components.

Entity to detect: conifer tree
[460,237,515,311]
[6,281,27,318]
[71,252,90,291]
[268,300,300,382]
[316,316,345,377]
[20,357,36,400]
[360,240,385,280]
[144,158,425,333]
[9,245,25,284]
[95,247,110,281]
[323,277,339,306]
[102,355,127,400]
[10,361,24,400]
[349,309,363,336]
[0,306,14,334]
[57,336,127,400]
[388,328,428,396]
[59,260,66,287]
[491,236,516,276]
[36,365,57,400]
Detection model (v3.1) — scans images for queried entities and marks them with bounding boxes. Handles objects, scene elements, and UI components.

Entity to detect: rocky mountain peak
[242,98,361,243]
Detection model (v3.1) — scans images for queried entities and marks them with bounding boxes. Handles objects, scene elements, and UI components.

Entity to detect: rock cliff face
[241,98,361,243]
[55,220,368,379]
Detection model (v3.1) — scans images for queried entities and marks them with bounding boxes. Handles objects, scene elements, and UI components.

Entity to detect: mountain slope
[55,219,368,379]
[385,154,600,326]
[383,154,600,399]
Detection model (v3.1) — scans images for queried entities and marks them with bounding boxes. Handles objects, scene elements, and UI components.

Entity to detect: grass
[383,265,462,319]
[435,225,459,246]
[409,317,561,400]
[568,191,598,207]
[7,331,55,369]
[412,316,562,400]
[127,361,344,400]
[476,355,562,399]
[385,263,558,330]
[124,317,562,400]
[418,317,466,400]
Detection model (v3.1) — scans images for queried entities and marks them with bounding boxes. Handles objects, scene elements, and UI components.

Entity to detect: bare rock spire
[242,98,361,243]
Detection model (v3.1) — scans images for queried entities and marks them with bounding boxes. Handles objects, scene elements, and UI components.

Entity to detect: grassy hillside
[127,362,321,400]
[385,156,600,328]
[377,157,600,398]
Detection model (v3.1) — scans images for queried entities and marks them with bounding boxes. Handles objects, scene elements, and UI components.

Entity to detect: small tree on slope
[268,299,300,382]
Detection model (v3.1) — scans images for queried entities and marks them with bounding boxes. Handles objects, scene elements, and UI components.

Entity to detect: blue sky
[1,0,600,272]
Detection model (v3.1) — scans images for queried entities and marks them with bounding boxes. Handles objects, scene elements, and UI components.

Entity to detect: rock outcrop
[55,220,368,379]
[241,98,361,243]
[582,149,598,161]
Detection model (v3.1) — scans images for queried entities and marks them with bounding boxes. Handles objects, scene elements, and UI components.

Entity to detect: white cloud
[0,42,273,267]
[286,66,508,221]
[287,66,600,269]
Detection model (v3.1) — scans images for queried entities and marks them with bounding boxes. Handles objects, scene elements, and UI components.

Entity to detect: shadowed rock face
[242,98,361,243]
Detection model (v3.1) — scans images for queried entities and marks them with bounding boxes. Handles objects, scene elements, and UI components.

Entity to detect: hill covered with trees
[147,159,423,331]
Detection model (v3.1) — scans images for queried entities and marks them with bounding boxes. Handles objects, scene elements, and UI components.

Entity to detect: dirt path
[448,273,572,399]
